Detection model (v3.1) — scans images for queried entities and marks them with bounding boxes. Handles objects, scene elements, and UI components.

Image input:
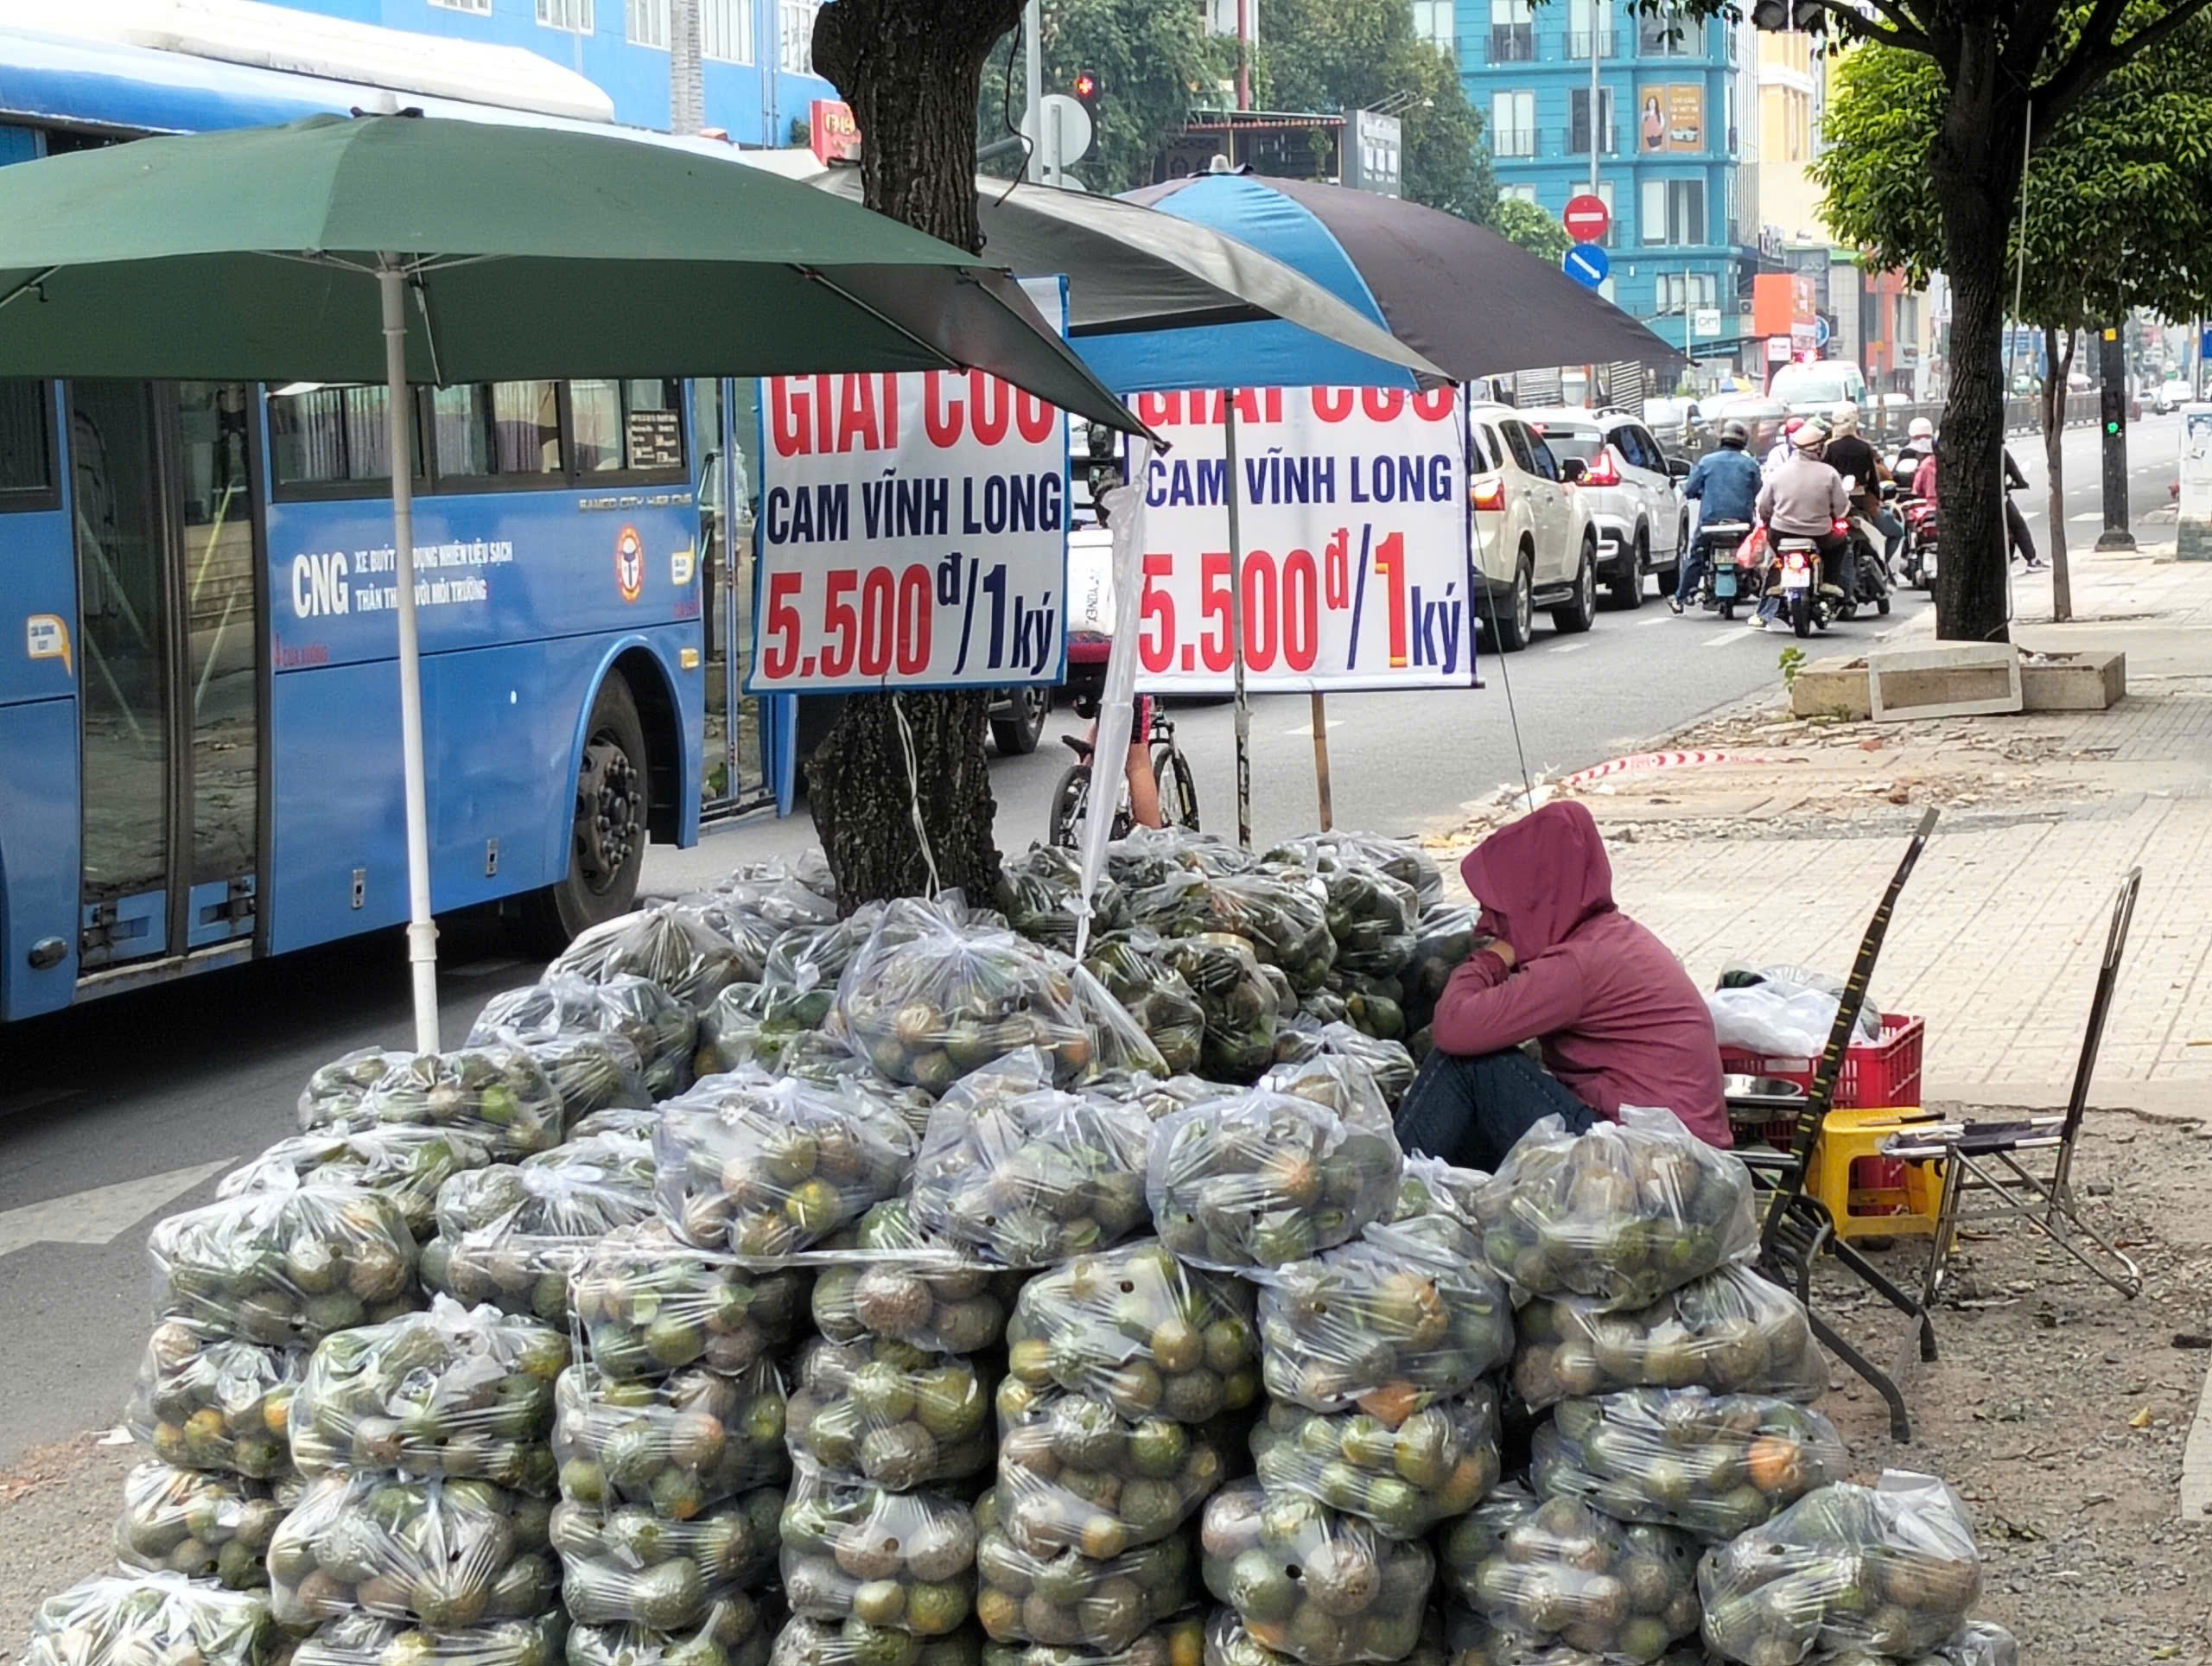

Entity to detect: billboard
[1637,84,1704,152]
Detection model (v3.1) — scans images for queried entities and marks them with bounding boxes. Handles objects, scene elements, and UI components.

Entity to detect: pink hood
[1434,802,1730,1147]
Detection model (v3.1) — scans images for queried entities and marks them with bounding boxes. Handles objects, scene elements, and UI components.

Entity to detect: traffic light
[2101,385,2126,436]
[1072,69,1103,117]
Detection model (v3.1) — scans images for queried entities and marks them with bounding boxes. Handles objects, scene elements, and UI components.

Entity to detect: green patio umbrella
[0,111,1153,1052]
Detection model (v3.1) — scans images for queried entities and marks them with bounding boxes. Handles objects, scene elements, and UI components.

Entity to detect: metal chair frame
[1751,807,1942,1444]
[1884,868,2144,1314]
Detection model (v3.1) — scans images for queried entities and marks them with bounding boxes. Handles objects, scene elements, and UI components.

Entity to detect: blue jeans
[1674,536,1710,605]
[1394,1046,1597,1173]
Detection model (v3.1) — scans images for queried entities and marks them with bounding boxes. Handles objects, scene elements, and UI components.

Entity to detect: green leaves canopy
[1489,197,1573,266]
[1815,19,2212,330]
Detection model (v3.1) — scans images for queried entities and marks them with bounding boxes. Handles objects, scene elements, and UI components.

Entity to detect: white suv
[1466,401,1599,652]
[1517,407,1688,608]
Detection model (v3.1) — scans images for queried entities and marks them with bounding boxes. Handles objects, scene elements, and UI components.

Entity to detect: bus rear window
[0,378,53,505]
[573,378,686,477]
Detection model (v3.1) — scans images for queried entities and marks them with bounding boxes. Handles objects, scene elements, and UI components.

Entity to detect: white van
[1768,359,1870,415]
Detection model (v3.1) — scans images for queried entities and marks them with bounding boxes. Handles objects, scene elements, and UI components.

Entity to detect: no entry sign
[1562,192,1611,244]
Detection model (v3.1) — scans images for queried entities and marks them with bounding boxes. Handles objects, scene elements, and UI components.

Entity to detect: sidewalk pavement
[1425,535,2212,1118]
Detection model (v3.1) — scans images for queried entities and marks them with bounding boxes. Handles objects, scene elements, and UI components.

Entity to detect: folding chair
[1885,868,2144,1313]
[1754,807,1941,1444]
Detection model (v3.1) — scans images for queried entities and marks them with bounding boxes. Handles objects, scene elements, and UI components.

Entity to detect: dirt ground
[4,1116,2205,1663]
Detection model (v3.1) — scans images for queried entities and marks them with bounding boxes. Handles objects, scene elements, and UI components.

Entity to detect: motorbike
[1842,477,1892,617]
[1693,520,1756,620]
[1758,519,1851,639]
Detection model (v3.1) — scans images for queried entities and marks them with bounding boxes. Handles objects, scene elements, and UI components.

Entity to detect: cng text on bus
[289,538,516,619]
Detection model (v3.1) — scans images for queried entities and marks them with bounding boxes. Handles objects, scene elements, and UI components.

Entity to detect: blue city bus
[0,22,791,1022]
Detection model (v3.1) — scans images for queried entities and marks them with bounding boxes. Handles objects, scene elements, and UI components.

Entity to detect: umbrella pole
[1222,391,1252,850]
[1309,692,1333,830]
[380,258,442,1052]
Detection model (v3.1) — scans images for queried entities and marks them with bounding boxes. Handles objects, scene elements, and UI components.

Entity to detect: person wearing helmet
[1670,417,1763,614]
[1822,402,1902,573]
[1764,416,1806,480]
[1753,421,1850,630]
[1893,415,1936,488]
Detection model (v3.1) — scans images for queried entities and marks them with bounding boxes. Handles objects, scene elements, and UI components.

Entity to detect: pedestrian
[1671,418,1761,614]
[2003,447,2046,569]
[1391,801,1730,1173]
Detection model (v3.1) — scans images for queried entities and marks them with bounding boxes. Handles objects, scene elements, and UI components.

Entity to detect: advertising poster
[748,278,1069,693]
[1129,385,1472,693]
[1639,84,1704,151]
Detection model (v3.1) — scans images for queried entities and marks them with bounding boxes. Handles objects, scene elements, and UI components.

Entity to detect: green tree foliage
[1257,0,1497,221]
[1814,24,2212,332]
[1490,196,1573,265]
[977,0,1228,194]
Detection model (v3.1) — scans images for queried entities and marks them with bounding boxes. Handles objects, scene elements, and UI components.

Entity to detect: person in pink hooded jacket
[1393,800,1730,1170]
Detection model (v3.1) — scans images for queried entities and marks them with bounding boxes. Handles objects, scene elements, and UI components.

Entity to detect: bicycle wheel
[1154,745,1200,830]
[1048,765,1090,849]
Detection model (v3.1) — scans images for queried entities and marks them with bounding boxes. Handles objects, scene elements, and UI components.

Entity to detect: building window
[1638,15,1701,54]
[780,0,819,73]
[702,0,753,61]
[1491,91,1535,157]
[1655,272,1719,311]
[1411,0,1455,60]
[628,0,670,48]
[430,0,492,13]
[1500,183,1539,202]
[1594,177,1617,245]
[537,0,594,31]
[1640,177,1707,245]
[1567,0,1613,59]
[1569,87,1615,155]
[1489,0,1534,62]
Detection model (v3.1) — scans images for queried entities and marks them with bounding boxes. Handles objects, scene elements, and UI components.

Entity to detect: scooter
[1761,521,1851,639]
[1897,496,1939,590]
[1694,521,1756,619]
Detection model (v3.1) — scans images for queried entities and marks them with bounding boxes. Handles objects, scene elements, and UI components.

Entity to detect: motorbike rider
[1670,417,1763,615]
[1763,416,1806,480]
[1753,421,1851,631]
[1892,416,1936,490]
[1821,402,1903,575]
[2002,447,2046,569]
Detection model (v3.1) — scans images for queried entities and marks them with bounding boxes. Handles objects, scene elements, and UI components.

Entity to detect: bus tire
[515,673,650,955]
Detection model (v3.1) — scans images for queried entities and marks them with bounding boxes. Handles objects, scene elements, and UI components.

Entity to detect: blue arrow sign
[1815,315,1832,347]
[1563,243,1609,289]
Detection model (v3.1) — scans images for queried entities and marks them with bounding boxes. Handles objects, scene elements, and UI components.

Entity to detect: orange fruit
[1745,1435,1804,1493]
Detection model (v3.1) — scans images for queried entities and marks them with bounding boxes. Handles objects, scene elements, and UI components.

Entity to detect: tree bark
[1928,25,2029,644]
[804,0,1024,906]
[2044,327,2075,622]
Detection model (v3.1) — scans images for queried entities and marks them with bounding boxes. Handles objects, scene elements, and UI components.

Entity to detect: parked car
[1642,396,1705,452]
[1517,407,1688,608]
[2155,378,2195,414]
[1768,359,1870,415]
[1466,402,1600,652]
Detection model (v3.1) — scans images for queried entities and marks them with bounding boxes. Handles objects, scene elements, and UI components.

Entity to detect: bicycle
[1047,697,1199,849]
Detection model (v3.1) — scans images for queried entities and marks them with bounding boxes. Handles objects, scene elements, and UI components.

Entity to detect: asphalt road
[0,411,2177,1471]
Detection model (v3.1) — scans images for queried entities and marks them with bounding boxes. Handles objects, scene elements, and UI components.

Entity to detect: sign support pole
[1222,390,1253,849]
[1022,0,1043,183]
[1309,692,1334,830]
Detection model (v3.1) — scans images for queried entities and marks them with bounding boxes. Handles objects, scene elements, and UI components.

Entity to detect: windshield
[1530,423,1605,462]
[1770,363,1865,408]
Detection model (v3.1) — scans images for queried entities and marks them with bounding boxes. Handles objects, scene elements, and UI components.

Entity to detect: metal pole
[1022,0,1043,182]
[1308,691,1333,830]
[380,260,441,1053]
[2096,326,2135,550]
[1588,0,1601,197]
[1222,391,1252,849]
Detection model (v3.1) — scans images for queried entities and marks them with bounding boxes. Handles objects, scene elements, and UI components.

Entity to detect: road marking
[0,1156,235,1262]
[1552,642,1590,654]
[1637,616,1672,628]
[1700,629,1747,648]
[2070,511,2103,523]
[1286,720,1344,736]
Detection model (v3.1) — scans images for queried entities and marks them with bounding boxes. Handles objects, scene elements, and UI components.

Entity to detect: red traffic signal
[1072,69,1102,113]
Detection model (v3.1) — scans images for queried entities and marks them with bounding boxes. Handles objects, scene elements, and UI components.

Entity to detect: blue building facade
[1452,0,1743,350]
[276,0,836,144]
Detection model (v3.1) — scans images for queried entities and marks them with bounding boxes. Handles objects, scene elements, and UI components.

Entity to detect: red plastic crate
[1719,1013,1926,1110]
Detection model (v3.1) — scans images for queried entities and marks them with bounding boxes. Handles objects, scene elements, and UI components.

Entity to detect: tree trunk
[1928,28,2028,645]
[2044,327,2075,622]
[804,0,1024,906]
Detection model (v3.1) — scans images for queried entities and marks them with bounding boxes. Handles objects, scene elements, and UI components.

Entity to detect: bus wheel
[516,674,649,955]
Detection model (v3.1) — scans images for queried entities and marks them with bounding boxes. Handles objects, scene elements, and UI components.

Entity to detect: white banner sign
[1128,385,1472,691]
[748,279,1069,692]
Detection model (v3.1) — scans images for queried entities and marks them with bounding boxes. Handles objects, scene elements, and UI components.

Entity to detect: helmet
[1719,419,1750,447]
[1909,416,1936,440]
[1828,401,1859,431]
[1783,416,1806,437]
[1792,422,1828,451]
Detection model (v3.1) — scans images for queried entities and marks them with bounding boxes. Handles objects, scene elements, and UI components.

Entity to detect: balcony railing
[1566,29,1618,58]
[1491,125,1538,158]
[1567,123,1619,156]
[1488,23,1535,60]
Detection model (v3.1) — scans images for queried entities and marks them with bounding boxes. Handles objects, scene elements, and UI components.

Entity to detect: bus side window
[270,385,421,493]
[430,382,563,482]
[0,378,54,508]
[571,378,686,480]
